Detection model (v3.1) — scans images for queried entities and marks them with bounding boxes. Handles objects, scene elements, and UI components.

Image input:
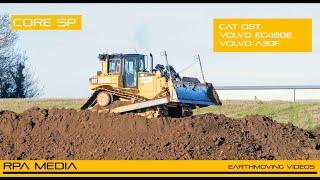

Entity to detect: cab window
[138,56,146,72]
[108,59,121,73]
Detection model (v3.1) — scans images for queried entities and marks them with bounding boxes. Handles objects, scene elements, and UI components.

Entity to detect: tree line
[0,14,40,98]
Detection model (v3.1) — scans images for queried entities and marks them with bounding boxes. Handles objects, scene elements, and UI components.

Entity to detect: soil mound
[0,108,319,160]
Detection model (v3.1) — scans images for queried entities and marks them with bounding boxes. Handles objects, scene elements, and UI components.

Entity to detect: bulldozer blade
[171,82,222,106]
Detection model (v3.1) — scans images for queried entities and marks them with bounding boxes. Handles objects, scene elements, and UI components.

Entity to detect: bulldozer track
[82,86,194,118]
[81,86,149,110]
[96,87,148,102]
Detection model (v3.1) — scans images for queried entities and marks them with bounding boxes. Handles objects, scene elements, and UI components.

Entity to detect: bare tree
[0,14,17,49]
[0,14,41,98]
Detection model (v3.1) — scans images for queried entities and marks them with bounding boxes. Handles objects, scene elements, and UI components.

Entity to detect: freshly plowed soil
[0,107,319,160]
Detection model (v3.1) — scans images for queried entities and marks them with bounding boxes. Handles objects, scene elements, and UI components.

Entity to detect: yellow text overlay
[213,19,312,52]
[10,15,82,30]
[0,160,319,177]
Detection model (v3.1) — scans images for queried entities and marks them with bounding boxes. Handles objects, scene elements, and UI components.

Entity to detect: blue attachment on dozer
[154,62,222,108]
[171,77,222,107]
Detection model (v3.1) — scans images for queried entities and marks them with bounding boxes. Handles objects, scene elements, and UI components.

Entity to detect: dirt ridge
[0,107,319,160]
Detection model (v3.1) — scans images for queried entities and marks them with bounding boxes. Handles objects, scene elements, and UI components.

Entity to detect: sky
[2,3,320,100]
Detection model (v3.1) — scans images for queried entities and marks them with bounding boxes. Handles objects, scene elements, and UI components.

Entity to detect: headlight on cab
[90,78,98,84]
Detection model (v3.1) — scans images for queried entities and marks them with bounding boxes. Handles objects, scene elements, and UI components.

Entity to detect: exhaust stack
[149,53,153,72]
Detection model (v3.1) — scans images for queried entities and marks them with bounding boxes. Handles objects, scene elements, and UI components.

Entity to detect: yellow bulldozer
[81,51,221,118]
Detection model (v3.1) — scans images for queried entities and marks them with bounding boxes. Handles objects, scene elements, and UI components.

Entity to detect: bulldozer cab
[104,54,147,88]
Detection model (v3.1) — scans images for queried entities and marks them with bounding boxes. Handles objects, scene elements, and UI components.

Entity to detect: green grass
[0,99,319,130]
[0,98,85,114]
[194,100,320,130]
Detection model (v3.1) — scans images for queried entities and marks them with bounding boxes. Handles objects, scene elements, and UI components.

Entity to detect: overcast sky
[2,3,320,100]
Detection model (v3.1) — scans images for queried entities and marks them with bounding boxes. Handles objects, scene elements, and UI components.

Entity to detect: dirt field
[1,99,319,130]
[0,107,319,160]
